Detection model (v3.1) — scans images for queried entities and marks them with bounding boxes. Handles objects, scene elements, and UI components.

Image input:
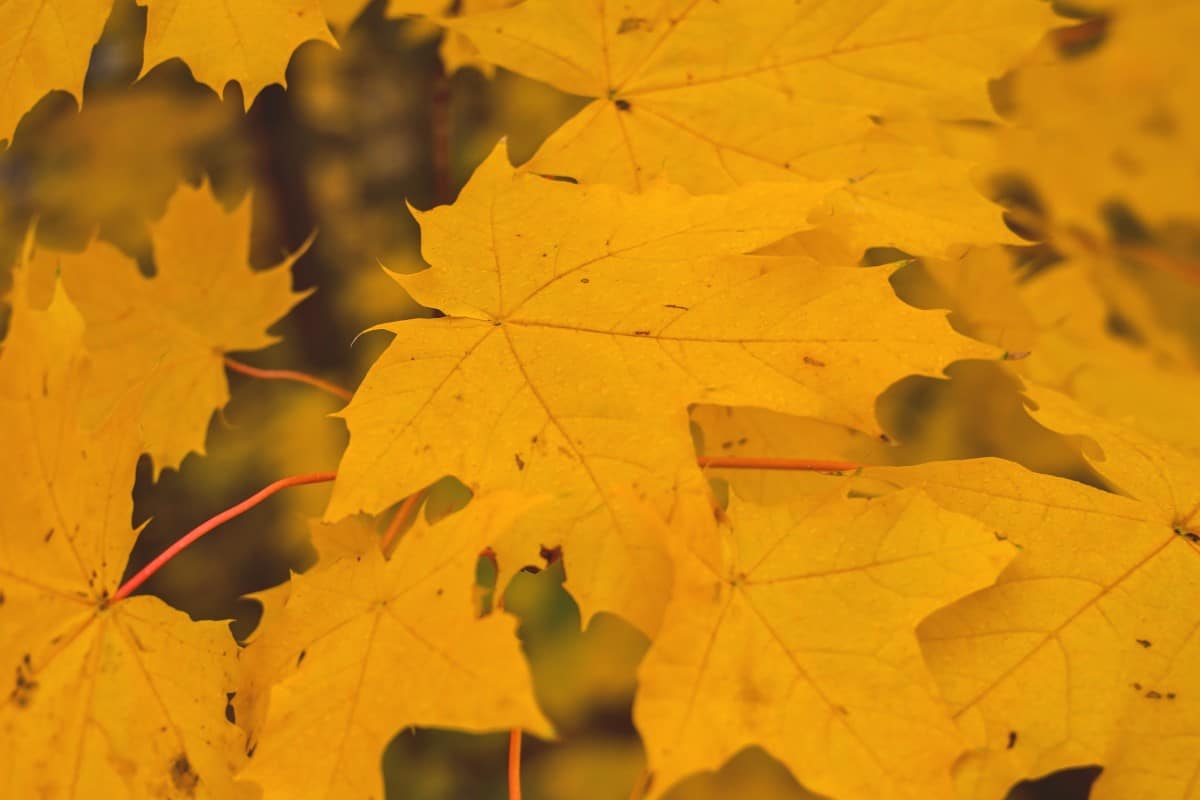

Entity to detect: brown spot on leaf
[664,303,688,310]
[540,544,563,567]
[1174,526,1200,543]
[170,754,199,795]
[617,17,652,34]
[11,661,38,708]
[514,453,525,471]
[43,529,54,543]
[296,649,307,667]
[802,355,826,367]
[615,99,632,111]
[1007,731,1018,749]
[225,693,237,724]
[1136,638,1152,648]
[1146,690,1163,699]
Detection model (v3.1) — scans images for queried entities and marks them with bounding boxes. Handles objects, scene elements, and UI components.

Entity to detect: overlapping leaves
[0,272,243,798]
[3,1,1199,799]
[327,144,993,631]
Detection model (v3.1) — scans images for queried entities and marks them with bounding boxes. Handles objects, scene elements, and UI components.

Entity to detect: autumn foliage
[1,1,1198,799]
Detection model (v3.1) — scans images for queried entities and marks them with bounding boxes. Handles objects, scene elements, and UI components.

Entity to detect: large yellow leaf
[141,0,336,106]
[446,0,1056,254]
[0,273,243,798]
[0,0,111,144]
[52,183,310,475]
[326,144,993,630]
[636,488,1013,799]
[238,493,552,800]
[866,388,1200,799]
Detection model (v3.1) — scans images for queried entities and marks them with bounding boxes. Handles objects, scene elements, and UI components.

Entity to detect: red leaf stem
[224,356,354,402]
[380,489,426,557]
[112,471,338,602]
[508,728,523,800]
[697,456,861,471]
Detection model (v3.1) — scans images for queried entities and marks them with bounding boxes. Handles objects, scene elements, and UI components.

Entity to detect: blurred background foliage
[5,0,1188,797]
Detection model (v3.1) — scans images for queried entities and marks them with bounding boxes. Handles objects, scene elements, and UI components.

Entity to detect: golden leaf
[637,488,1013,799]
[0,272,242,798]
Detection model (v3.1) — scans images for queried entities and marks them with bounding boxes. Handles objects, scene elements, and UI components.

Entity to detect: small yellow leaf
[239,493,552,800]
[54,183,310,475]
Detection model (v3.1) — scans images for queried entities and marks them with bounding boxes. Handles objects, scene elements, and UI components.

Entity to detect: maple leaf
[48,183,310,475]
[0,1,111,144]
[0,272,243,798]
[444,0,1056,255]
[326,144,993,631]
[1001,0,1200,240]
[636,487,1013,799]
[228,516,381,760]
[865,387,1200,799]
[141,0,336,106]
[913,247,1200,453]
[238,493,552,800]
[1018,262,1200,454]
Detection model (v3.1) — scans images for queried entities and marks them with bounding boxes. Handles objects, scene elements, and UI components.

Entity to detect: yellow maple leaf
[50,183,310,475]
[0,1,111,144]
[1001,1,1200,240]
[912,247,1200,453]
[238,493,552,800]
[1018,261,1200,454]
[636,487,1013,799]
[0,272,243,798]
[446,0,1056,254]
[229,516,378,756]
[865,387,1200,799]
[141,0,336,106]
[326,144,993,631]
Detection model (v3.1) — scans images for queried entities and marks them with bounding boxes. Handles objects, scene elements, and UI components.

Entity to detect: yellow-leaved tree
[1,1,1196,799]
